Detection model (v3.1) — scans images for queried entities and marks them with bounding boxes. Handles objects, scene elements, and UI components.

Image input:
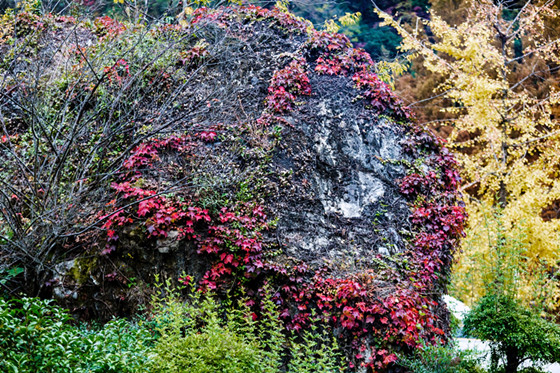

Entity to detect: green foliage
[0,266,23,288]
[459,212,560,372]
[287,315,345,373]
[0,297,80,373]
[398,340,485,373]
[78,318,154,373]
[464,293,560,372]
[143,279,274,373]
[252,284,285,373]
[448,311,461,337]
[147,321,265,373]
[144,278,344,373]
[516,368,549,373]
[0,297,153,373]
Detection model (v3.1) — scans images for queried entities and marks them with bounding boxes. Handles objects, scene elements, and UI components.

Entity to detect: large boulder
[0,5,465,370]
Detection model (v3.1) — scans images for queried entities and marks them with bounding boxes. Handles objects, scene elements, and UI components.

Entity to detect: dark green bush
[0,297,153,373]
[464,293,560,373]
[0,297,82,373]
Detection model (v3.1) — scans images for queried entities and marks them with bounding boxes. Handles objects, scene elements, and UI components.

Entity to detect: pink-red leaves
[262,58,312,119]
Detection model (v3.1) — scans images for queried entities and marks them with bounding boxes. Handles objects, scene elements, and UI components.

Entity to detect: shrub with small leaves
[142,278,275,373]
[143,277,346,373]
[398,340,485,373]
[464,294,560,373]
[0,297,153,373]
[287,313,345,373]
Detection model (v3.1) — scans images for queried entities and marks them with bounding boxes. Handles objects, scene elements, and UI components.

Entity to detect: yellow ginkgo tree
[378,0,560,308]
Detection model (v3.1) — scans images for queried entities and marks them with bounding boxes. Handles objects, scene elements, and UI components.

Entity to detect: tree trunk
[490,347,500,372]
[499,179,507,209]
[505,348,520,373]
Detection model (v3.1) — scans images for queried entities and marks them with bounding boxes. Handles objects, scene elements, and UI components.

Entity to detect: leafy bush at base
[147,322,265,373]
[143,279,344,373]
[142,281,281,373]
[0,297,153,373]
[397,340,485,373]
[0,281,345,373]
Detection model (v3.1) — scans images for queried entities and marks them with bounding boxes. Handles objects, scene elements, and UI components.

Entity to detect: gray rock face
[156,230,181,254]
[269,77,412,270]
[52,260,78,300]
[317,171,385,219]
[1,8,443,321]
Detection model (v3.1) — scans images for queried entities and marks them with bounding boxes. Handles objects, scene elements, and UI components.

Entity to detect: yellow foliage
[323,19,340,34]
[452,200,558,309]
[379,1,560,309]
[322,12,361,34]
[375,57,411,89]
[338,12,361,28]
[0,8,14,44]
[275,0,290,13]
[19,0,41,13]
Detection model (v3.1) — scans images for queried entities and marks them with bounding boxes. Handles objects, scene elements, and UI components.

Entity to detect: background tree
[378,0,560,310]
[462,212,560,373]
[464,292,560,373]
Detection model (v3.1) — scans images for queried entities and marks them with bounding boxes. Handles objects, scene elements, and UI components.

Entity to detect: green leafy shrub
[461,214,560,373]
[398,340,485,373]
[0,281,348,373]
[143,278,344,373]
[148,319,266,373]
[464,293,560,373]
[287,315,345,373]
[78,318,154,372]
[142,278,282,373]
[0,297,153,373]
[0,297,83,373]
